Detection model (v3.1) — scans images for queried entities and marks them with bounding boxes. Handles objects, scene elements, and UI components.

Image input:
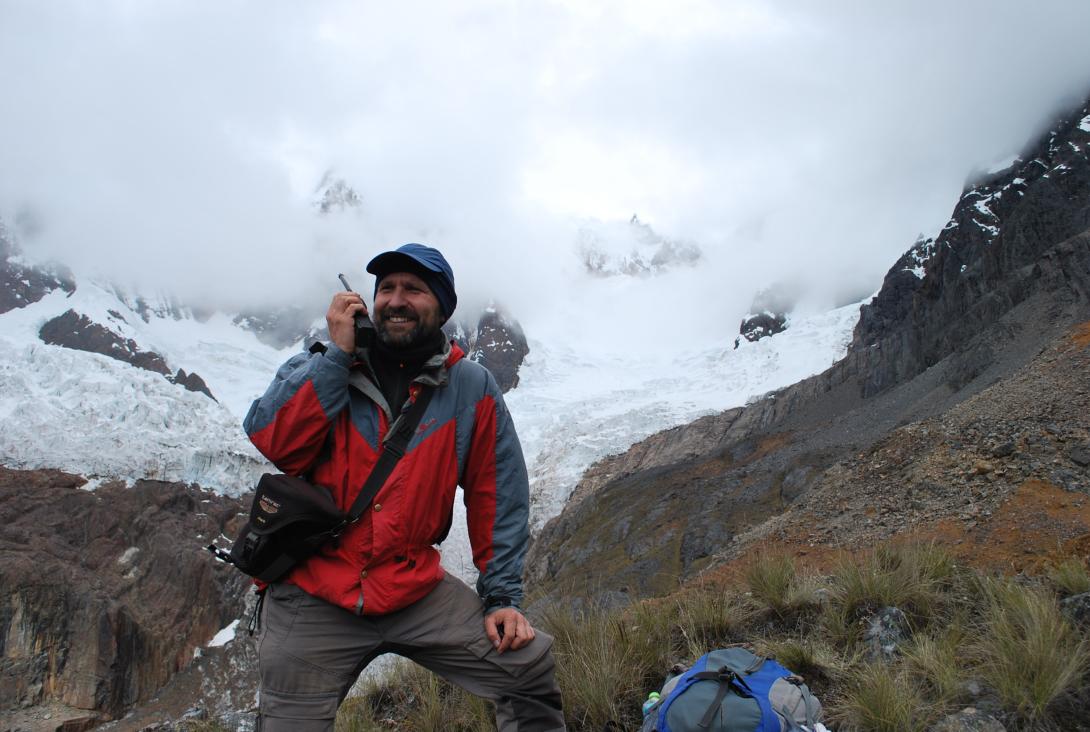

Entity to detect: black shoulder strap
[345,386,435,522]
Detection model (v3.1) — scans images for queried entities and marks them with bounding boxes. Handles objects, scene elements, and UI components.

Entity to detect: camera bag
[208,385,434,583]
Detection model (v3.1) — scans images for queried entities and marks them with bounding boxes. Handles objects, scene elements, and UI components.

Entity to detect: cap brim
[366,251,442,278]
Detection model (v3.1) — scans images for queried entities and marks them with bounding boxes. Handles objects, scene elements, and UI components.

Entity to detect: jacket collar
[348,339,464,419]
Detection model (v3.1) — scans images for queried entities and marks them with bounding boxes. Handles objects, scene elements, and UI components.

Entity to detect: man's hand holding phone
[328,274,374,353]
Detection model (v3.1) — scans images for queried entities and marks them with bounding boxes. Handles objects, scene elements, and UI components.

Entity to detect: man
[243,243,565,731]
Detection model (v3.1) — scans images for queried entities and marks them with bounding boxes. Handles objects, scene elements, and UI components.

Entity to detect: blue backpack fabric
[639,648,823,732]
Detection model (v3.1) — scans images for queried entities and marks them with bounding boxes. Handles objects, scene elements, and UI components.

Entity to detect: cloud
[1,0,1088,349]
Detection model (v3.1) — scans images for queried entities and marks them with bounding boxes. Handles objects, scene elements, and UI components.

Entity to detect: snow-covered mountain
[577,214,701,277]
[0,280,290,493]
[0,230,860,587]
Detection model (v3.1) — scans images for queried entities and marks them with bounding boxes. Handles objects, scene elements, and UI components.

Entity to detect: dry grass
[743,552,822,622]
[1047,556,1090,597]
[834,664,932,732]
[542,604,652,731]
[334,541,1090,732]
[673,585,754,659]
[823,542,957,649]
[973,576,1090,725]
[902,629,966,704]
[754,636,844,688]
[337,659,494,732]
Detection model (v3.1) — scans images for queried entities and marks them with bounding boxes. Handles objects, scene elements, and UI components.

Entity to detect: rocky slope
[729,321,1090,570]
[0,468,255,731]
[526,96,1090,609]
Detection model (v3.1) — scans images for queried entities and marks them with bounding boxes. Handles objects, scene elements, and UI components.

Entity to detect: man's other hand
[327,291,368,354]
[484,607,535,654]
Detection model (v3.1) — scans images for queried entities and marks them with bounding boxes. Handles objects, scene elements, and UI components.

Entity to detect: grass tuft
[673,585,754,659]
[1048,556,1090,597]
[834,664,931,732]
[337,659,493,732]
[542,604,650,731]
[825,541,955,648]
[974,576,1090,723]
[743,553,823,622]
[902,629,966,704]
[745,553,796,613]
[330,540,1090,732]
[755,636,843,687]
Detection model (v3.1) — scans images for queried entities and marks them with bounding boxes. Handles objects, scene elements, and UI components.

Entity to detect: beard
[375,306,440,349]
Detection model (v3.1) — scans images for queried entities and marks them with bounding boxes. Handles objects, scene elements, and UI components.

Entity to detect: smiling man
[243,243,565,731]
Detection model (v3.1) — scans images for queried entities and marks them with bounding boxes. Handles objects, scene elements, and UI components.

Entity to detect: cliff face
[526,97,1090,610]
[0,468,254,728]
[853,100,1090,397]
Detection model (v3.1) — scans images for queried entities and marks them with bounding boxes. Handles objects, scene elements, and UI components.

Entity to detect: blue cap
[366,243,457,321]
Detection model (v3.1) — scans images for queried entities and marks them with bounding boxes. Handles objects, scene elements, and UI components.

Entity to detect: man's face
[373,271,443,349]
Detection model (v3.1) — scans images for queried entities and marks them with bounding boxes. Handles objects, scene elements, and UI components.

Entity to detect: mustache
[379,306,417,320]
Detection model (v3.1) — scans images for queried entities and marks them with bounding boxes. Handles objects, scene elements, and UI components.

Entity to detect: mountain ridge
[526,94,1090,610]
[3,93,1087,731]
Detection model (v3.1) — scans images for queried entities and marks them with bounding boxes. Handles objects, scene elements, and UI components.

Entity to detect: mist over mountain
[528,92,1090,612]
[0,193,866,728]
[3,3,1090,729]
[4,2,1090,351]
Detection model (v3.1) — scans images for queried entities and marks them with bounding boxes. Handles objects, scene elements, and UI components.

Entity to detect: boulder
[1060,591,1090,628]
[863,606,911,660]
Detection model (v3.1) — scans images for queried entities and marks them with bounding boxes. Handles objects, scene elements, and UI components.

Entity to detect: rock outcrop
[527,95,1090,609]
[0,219,74,315]
[446,304,529,392]
[37,310,217,401]
[39,310,173,376]
[312,170,362,215]
[736,311,787,345]
[854,100,1090,397]
[0,468,254,728]
[169,369,217,401]
[736,283,797,347]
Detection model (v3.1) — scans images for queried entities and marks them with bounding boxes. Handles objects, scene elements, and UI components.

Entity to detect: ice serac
[526,93,1090,609]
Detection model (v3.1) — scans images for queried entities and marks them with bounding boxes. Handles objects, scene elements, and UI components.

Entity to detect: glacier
[0,276,861,583]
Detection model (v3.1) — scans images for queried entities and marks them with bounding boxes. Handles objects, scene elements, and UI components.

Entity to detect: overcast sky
[2,1,1089,352]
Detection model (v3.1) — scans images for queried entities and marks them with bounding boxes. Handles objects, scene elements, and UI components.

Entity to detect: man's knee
[259,641,346,729]
[257,584,369,729]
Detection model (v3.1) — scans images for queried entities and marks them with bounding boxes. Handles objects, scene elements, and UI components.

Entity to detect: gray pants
[257,573,565,731]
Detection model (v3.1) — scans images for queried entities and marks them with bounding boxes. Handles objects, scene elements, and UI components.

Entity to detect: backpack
[639,648,823,732]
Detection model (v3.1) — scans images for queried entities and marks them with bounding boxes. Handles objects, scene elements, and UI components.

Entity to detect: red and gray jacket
[242,339,530,615]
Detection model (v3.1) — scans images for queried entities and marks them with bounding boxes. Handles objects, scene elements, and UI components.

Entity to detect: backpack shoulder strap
[345,385,435,522]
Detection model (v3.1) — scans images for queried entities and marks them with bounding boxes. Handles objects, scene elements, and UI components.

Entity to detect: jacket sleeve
[243,345,355,476]
[461,371,530,612]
